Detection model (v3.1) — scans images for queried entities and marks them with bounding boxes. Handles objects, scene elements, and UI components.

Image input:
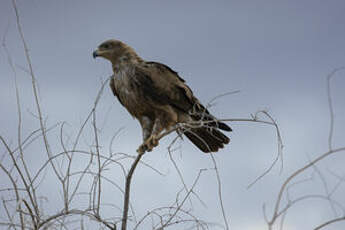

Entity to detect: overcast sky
[1,0,345,229]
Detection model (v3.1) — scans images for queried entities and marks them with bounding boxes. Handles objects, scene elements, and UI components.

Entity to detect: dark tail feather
[219,121,231,131]
[191,104,232,132]
[184,127,230,153]
[214,121,232,131]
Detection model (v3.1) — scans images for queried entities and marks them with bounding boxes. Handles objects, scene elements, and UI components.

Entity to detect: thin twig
[314,216,345,230]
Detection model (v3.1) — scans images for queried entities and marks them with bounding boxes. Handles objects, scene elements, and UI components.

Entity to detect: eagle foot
[148,134,159,147]
[137,135,159,154]
[136,144,147,155]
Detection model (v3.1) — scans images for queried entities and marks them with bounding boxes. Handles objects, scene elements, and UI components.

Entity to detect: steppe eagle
[93,39,231,154]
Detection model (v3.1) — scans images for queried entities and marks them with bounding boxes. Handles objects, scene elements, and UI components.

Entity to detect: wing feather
[134,62,195,113]
[109,76,126,107]
[134,62,231,131]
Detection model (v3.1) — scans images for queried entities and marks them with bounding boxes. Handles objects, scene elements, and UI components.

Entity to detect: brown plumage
[93,39,231,154]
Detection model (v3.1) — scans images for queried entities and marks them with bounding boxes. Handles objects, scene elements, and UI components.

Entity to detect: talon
[139,135,159,154]
[137,144,147,154]
[151,136,159,147]
[145,141,154,152]
[146,136,155,151]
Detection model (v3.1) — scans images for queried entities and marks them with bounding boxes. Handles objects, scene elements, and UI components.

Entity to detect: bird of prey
[93,39,231,154]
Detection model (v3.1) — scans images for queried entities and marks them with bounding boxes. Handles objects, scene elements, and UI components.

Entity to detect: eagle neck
[112,53,142,73]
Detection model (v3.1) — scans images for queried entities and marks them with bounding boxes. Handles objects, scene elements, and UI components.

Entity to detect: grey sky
[1,0,345,229]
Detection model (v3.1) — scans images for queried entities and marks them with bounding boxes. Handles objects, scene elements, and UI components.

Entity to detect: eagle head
[93,39,138,64]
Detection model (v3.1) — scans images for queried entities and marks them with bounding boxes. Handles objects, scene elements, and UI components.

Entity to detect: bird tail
[183,126,230,153]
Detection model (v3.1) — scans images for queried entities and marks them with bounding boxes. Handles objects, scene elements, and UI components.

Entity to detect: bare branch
[121,152,144,230]
[314,216,345,230]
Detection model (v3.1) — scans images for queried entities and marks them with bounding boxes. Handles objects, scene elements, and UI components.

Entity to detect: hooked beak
[92,50,99,59]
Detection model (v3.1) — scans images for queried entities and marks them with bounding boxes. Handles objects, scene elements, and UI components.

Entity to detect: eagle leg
[137,135,157,154]
[139,116,153,141]
[137,116,154,154]
[136,118,163,154]
[149,118,164,147]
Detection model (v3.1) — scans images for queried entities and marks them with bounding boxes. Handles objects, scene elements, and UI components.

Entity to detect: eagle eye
[101,43,110,49]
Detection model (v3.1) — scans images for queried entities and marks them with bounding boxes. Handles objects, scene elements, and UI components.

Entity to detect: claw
[151,135,159,147]
[137,144,147,154]
[146,135,159,149]
[137,135,159,154]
